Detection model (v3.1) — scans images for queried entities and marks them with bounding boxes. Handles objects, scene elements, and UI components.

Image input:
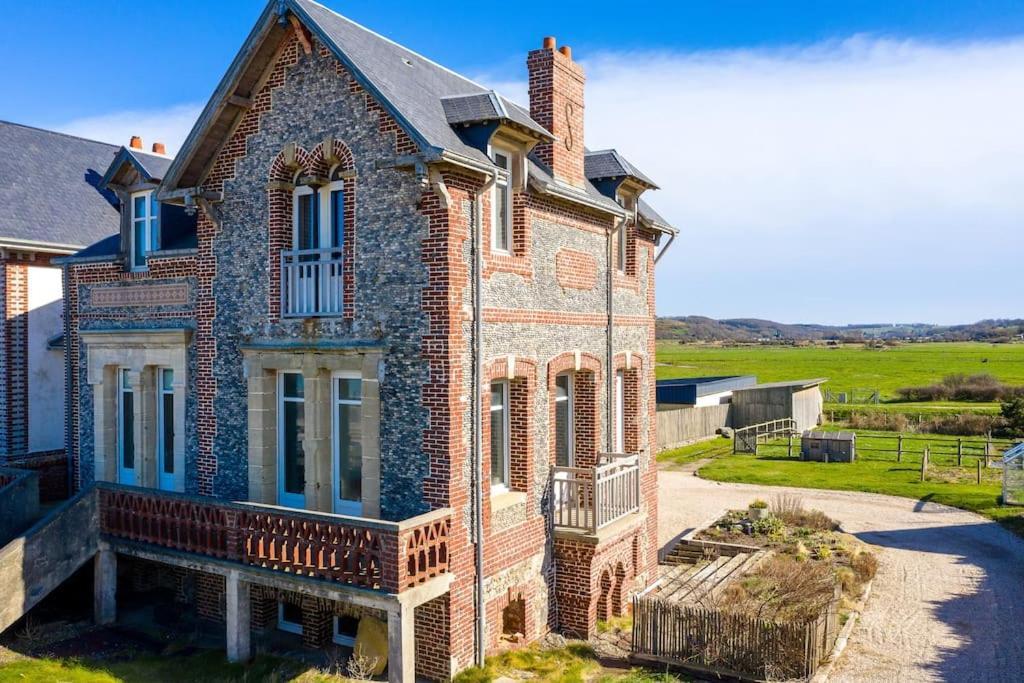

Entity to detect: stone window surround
[242,348,381,519]
[82,329,190,491]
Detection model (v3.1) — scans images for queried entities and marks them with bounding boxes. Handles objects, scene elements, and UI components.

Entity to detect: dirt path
[657,466,1024,683]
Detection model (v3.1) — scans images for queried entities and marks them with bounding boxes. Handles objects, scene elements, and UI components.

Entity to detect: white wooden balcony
[551,453,641,534]
[281,247,344,317]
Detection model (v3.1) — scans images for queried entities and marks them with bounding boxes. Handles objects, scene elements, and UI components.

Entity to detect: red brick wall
[527,43,586,188]
[555,249,598,290]
[2,260,29,457]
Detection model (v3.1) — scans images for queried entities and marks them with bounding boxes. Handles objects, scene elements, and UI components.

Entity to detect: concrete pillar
[387,603,415,683]
[225,571,252,663]
[94,546,116,625]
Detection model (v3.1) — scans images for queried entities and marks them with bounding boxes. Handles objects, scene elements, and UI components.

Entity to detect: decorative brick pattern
[555,249,597,290]
[527,44,587,188]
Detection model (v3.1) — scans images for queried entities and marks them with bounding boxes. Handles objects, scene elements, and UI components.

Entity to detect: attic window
[129,190,159,271]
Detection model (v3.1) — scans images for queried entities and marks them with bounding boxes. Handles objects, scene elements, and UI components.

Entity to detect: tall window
[278,372,306,508]
[333,373,363,515]
[293,185,319,251]
[615,370,625,453]
[328,167,345,249]
[554,374,573,467]
[490,380,510,490]
[117,368,136,485]
[615,225,626,273]
[157,368,175,490]
[491,150,511,253]
[130,190,159,270]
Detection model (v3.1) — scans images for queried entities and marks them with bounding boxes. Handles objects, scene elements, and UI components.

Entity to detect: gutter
[527,176,627,219]
[0,238,83,255]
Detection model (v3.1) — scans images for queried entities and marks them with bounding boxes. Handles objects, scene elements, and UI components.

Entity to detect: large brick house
[53,0,676,680]
[0,121,123,498]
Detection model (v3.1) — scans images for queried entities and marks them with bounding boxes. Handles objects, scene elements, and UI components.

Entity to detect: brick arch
[597,567,613,622]
[546,351,602,469]
[485,356,538,383]
[268,143,315,184]
[308,138,356,177]
[611,561,628,618]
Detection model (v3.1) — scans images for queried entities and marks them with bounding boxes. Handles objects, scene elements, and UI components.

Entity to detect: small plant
[751,515,784,537]
[346,650,381,680]
[16,617,44,645]
[749,499,768,509]
[815,543,832,560]
[851,551,878,583]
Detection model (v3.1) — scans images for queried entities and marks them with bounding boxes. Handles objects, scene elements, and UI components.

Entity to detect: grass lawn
[0,651,340,683]
[696,431,1024,538]
[657,438,734,468]
[655,341,1024,402]
[453,643,686,683]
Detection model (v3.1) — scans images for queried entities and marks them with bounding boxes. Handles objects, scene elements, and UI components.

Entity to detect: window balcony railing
[280,247,344,318]
[97,484,451,594]
[551,453,641,534]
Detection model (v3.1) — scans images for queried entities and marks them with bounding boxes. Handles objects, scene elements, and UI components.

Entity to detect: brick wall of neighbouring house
[6,450,66,502]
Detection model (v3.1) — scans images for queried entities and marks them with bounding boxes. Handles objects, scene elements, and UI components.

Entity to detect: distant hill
[657,317,1024,343]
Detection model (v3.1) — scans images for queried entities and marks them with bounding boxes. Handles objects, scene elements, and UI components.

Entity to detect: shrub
[1001,397,1024,437]
[851,551,878,583]
[835,567,856,593]
[849,411,910,433]
[771,494,838,530]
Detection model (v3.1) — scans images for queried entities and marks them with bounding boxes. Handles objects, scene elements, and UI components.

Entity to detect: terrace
[551,453,642,535]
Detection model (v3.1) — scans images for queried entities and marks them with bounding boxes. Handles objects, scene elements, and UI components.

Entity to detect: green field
[675,430,1024,538]
[656,341,1024,402]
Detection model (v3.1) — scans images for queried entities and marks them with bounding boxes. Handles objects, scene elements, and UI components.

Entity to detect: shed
[1003,443,1024,506]
[801,430,856,463]
[656,375,757,407]
[731,378,826,432]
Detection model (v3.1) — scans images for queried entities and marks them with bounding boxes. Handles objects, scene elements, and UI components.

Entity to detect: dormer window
[491,149,512,254]
[129,190,159,270]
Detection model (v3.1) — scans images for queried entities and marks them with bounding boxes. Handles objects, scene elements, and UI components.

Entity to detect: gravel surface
[657,465,1024,683]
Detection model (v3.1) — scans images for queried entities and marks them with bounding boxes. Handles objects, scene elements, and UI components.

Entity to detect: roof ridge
[0,119,120,150]
[298,0,495,95]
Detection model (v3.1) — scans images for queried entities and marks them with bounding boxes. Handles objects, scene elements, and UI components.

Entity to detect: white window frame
[156,367,176,491]
[292,184,318,251]
[490,147,512,254]
[116,368,136,485]
[332,370,363,516]
[277,371,306,509]
[324,165,346,250]
[129,189,158,271]
[490,379,511,492]
[554,373,575,468]
[615,370,625,453]
[277,602,303,635]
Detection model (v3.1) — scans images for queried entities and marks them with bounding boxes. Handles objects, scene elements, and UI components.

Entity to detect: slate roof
[0,120,121,249]
[585,149,658,189]
[165,0,674,230]
[101,146,174,189]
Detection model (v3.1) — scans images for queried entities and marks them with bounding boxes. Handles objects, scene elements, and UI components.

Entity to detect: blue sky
[3,1,1023,324]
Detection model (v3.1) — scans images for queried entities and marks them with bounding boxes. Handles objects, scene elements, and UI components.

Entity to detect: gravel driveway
[657,465,1024,683]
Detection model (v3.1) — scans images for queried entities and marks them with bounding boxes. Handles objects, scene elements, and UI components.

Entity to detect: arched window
[326,164,346,249]
[285,168,346,317]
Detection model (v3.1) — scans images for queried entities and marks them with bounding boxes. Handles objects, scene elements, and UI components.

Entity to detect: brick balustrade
[97,484,450,594]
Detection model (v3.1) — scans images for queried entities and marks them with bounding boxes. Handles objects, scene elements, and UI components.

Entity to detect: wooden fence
[632,591,840,681]
[733,418,798,454]
[657,404,732,450]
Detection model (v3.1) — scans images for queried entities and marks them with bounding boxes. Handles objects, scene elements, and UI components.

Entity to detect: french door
[553,373,574,506]
[156,368,176,491]
[277,372,306,509]
[332,372,363,516]
[117,368,137,485]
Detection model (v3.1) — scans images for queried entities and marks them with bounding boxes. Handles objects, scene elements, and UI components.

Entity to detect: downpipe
[607,218,625,452]
[473,170,496,668]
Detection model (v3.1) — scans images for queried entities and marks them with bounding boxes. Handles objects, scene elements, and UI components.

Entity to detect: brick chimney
[152,142,166,155]
[528,36,586,188]
[129,135,143,150]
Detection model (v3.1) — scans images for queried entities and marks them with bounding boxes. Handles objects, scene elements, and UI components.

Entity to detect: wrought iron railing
[280,247,344,317]
[97,484,450,593]
[551,453,641,534]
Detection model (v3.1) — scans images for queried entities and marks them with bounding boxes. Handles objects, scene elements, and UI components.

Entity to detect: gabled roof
[164,0,671,227]
[0,120,120,251]
[638,198,675,235]
[101,146,174,189]
[585,149,658,190]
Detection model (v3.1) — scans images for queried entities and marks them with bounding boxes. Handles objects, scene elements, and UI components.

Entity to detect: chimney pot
[543,36,556,50]
[152,142,166,155]
[129,136,143,150]
[559,45,572,59]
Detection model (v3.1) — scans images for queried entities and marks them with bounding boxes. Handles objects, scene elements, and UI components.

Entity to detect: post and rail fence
[733,418,799,454]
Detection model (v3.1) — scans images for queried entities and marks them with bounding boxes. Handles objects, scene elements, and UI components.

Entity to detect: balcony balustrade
[281,247,344,317]
[551,453,641,534]
[97,484,450,594]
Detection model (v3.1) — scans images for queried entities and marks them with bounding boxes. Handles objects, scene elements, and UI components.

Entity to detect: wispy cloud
[54,103,203,155]
[485,36,1024,324]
